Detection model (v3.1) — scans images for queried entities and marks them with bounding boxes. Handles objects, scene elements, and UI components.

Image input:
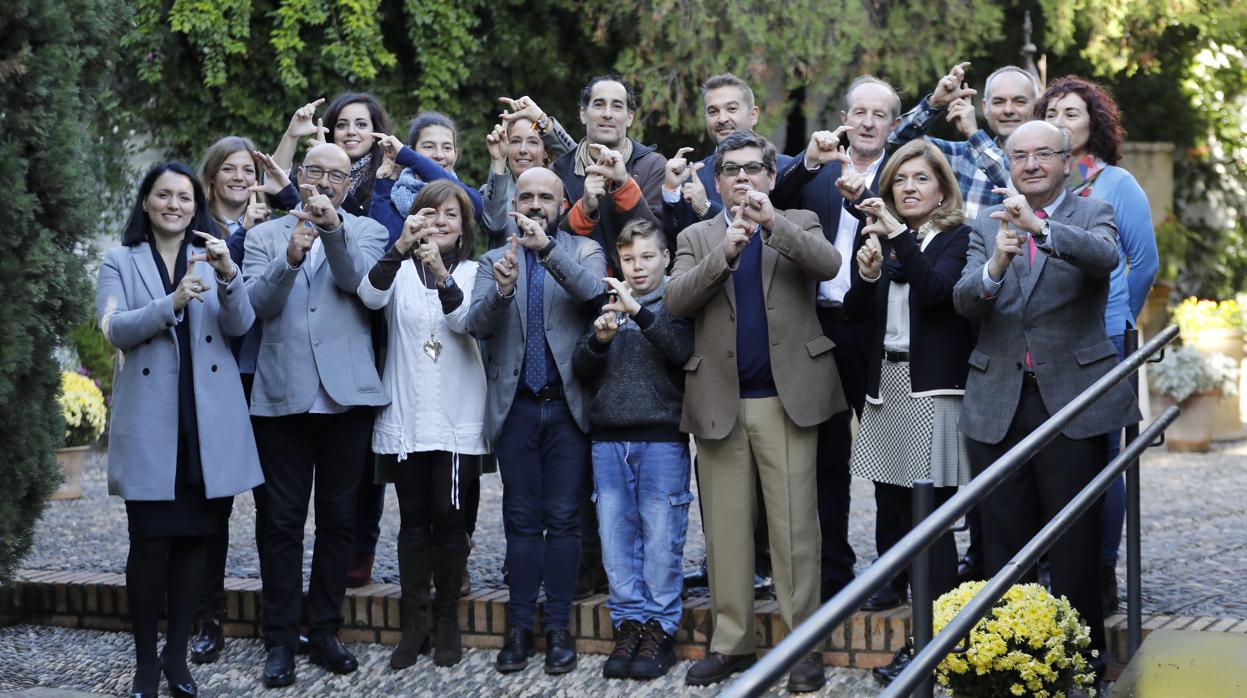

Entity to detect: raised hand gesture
[723,205,754,263]
[509,211,551,251]
[930,62,977,109]
[602,276,641,316]
[172,274,210,311]
[665,147,696,192]
[493,236,520,295]
[416,237,448,283]
[738,190,775,232]
[395,207,437,255]
[836,170,867,203]
[856,232,884,280]
[582,172,607,215]
[856,197,902,234]
[292,183,341,230]
[587,144,628,187]
[285,97,326,141]
[189,230,237,281]
[251,151,292,196]
[990,186,1043,235]
[486,123,508,173]
[241,190,272,230]
[286,219,318,267]
[988,218,1026,280]
[946,97,978,138]
[803,125,855,169]
[497,96,548,128]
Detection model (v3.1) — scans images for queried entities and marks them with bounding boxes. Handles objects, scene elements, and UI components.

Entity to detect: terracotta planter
[1183,327,1244,440]
[52,445,89,500]
[1154,392,1218,452]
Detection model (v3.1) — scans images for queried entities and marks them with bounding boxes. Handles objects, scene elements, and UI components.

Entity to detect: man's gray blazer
[244,211,390,417]
[466,230,606,442]
[953,194,1140,444]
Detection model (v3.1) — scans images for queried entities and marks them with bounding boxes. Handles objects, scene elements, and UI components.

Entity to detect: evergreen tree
[0,0,127,585]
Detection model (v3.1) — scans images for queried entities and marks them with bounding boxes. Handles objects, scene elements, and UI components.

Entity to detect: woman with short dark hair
[98,162,263,697]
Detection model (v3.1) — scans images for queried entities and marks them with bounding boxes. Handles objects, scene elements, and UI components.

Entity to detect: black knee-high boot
[390,527,432,669]
[432,532,469,667]
[162,537,207,690]
[127,537,172,695]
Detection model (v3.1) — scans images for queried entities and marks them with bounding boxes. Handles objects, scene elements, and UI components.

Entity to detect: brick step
[7,569,1246,672]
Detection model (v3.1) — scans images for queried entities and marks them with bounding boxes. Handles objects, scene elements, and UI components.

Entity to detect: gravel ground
[0,624,880,697]
[23,438,1247,617]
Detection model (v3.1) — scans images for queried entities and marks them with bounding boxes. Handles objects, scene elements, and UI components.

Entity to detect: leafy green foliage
[0,0,127,585]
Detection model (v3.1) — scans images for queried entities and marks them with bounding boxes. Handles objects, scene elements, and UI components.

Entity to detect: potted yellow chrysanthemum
[55,369,107,500]
[933,581,1097,698]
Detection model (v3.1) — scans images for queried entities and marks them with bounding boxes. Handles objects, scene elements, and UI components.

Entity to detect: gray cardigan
[571,282,693,442]
[97,243,264,501]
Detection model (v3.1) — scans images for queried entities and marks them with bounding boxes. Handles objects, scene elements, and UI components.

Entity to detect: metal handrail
[721,324,1179,698]
[881,405,1178,697]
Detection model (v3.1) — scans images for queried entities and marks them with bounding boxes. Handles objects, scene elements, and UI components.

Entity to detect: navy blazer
[843,223,975,400]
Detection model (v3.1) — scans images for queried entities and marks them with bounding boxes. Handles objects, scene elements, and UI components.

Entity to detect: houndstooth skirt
[849,359,971,488]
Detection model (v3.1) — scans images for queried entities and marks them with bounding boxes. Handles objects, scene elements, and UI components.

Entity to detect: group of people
[96,51,1156,697]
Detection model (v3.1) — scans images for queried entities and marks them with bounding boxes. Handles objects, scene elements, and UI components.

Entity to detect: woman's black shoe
[160,655,198,698]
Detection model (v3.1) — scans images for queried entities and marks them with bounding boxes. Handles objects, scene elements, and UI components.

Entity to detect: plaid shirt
[888,96,1011,222]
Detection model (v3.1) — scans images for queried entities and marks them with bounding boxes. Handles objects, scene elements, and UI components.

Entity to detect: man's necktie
[523,249,547,393]
[1024,209,1048,369]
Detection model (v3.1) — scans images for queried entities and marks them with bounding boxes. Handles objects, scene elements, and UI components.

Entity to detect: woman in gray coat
[96,162,264,698]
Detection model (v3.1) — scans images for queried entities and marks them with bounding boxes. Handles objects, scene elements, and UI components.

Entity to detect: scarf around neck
[347,151,373,198]
[1066,154,1106,197]
[574,137,634,177]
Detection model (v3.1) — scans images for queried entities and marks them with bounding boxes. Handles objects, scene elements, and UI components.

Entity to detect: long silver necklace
[416,257,452,362]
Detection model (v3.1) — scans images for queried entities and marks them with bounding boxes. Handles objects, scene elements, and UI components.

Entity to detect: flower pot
[1185,327,1245,441]
[52,445,89,500]
[1155,392,1217,452]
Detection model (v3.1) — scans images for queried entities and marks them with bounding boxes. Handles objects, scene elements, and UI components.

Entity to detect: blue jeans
[495,396,589,631]
[591,441,693,636]
[1102,334,1127,565]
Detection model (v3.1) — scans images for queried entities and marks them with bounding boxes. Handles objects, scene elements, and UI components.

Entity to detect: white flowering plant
[933,581,1097,698]
[1150,346,1238,403]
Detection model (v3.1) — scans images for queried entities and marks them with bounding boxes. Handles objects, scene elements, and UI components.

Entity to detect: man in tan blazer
[665,131,845,692]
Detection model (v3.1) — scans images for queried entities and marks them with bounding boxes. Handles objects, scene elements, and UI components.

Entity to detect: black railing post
[1124,327,1143,656]
[911,480,935,698]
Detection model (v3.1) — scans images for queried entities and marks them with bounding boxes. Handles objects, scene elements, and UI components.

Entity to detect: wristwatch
[437,275,457,290]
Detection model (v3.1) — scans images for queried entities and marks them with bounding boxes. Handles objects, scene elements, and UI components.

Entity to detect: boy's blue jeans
[591,440,693,636]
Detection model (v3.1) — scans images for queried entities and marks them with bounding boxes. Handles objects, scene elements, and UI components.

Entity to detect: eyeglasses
[717,161,769,177]
[1007,149,1068,164]
[302,165,349,185]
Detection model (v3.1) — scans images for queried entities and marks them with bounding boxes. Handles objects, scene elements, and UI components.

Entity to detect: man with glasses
[243,143,390,688]
[953,121,1138,688]
[666,131,842,692]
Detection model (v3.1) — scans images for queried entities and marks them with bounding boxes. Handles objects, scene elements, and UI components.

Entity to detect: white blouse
[357,259,488,459]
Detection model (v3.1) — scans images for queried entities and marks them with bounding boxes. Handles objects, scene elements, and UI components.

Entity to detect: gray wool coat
[96,243,264,501]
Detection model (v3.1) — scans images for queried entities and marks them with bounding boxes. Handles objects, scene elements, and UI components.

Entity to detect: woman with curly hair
[1036,75,1158,614]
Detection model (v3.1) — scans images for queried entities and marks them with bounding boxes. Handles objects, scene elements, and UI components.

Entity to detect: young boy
[571,219,694,680]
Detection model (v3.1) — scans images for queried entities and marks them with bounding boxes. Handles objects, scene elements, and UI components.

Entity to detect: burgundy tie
[1023,209,1048,370]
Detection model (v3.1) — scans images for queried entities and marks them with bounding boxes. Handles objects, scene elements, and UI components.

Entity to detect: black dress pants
[966,376,1107,657]
[253,408,374,650]
[872,482,958,598]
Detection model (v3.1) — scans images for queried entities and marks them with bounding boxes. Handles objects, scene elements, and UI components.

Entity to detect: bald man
[466,167,606,675]
[244,142,390,687]
[953,121,1137,684]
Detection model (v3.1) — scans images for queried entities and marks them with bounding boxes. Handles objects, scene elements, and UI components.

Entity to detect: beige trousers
[696,396,822,655]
